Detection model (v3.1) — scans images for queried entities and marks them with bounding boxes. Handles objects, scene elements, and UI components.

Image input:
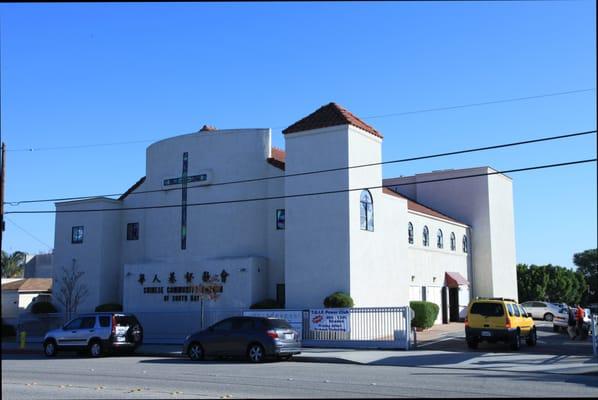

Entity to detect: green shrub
[410,301,439,329]
[30,301,57,314]
[323,292,354,308]
[250,299,282,309]
[95,303,123,312]
[2,323,16,337]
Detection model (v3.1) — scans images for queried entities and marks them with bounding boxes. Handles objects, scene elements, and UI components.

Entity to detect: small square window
[276,209,285,230]
[127,222,139,241]
[71,226,84,244]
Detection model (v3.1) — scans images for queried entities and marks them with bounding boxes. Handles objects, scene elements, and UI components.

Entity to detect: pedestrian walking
[567,306,577,340]
[576,305,587,340]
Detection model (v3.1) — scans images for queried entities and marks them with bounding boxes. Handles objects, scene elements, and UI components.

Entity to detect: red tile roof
[382,187,466,225]
[282,102,382,139]
[119,176,146,201]
[267,147,286,171]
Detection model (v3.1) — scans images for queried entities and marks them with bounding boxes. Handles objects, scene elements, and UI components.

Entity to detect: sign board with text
[309,309,350,332]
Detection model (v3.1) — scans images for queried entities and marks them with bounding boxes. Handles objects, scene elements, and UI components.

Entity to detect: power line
[360,88,597,120]
[5,217,53,250]
[6,88,595,153]
[5,158,596,215]
[4,129,596,206]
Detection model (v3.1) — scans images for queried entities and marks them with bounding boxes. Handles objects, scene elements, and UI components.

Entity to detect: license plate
[284,334,294,340]
[481,331,491,337]
[116,336,125,342]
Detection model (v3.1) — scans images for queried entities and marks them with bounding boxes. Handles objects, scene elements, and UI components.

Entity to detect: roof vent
[199,125,217,132]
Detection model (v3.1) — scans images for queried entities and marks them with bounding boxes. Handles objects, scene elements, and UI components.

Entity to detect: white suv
[43,313,143,357]
[520,301,560,321]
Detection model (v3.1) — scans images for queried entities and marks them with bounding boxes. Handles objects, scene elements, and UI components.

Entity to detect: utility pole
[0,142,5,254]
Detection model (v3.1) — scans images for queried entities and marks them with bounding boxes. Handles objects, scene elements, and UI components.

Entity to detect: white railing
[302,307,412,350]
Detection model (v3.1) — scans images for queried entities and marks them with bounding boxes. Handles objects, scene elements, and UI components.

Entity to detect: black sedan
[182,316,301,363]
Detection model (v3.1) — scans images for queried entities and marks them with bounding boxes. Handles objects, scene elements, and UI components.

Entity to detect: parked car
[552,307,569,332]
[465,297,537,351]
[43,313,143,357]
[552,307,593,335]
[183,316,301,363]
[519,301,560,321]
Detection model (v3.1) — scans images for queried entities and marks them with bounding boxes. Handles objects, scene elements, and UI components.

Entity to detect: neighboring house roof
[282,102,382,139]
[382,187,466,225]
[267,147,286,171]
[18,278,52,293]
[1,279,26,291]
[119,176,146,201]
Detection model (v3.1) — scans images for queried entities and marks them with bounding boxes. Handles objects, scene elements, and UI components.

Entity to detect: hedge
[250,299,282,309]
[410,301,439,329]
[95,303,123,312]
[323,292,354,308]
[30,301,58,314]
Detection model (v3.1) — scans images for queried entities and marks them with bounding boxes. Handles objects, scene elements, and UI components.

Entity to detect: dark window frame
[360,190,374,232]
[71,226,84,244]
[437,229,443,249]
[276,209,285,230]
[423,226,429,247]
[408,222,414,244]
[450,232,456,251]
[127,222,140,241]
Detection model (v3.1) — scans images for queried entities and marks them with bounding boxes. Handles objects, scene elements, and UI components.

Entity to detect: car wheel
[544,313,554,322]
[526,328,537,346]
[247,343,265,363]
[89,340,103,358]
[510,331,521,351]
[44,340,57,357]
[188,343,204,361]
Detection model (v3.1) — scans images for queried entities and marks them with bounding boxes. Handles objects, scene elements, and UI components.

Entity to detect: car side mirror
[526,313,532,318]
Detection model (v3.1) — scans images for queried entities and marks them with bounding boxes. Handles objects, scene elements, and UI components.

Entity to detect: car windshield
[470,302,504,317]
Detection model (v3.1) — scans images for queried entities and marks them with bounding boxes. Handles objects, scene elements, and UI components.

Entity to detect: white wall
[53,198,122,313]
[284,126,351,309]
[385,166,517,300]
[347,127,409,307]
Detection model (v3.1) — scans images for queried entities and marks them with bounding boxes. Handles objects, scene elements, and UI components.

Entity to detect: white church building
[51,102,518,326]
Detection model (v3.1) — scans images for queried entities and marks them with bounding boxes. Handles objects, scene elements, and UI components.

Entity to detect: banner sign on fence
[242,310,303,337]
[309,309,350,332]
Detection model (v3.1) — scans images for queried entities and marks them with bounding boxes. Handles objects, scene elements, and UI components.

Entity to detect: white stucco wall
[53,198,123,313]
[347,127,409,307]
[384,166,517,300]
[284,126,351,309]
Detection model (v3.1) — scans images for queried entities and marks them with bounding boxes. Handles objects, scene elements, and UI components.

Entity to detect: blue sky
[1,1,596,269]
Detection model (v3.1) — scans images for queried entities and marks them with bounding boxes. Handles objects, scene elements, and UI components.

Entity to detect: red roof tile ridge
[282,102,382,139]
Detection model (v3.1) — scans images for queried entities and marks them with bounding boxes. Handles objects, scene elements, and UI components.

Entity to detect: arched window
[463,235,469,253]
[450,232,456,251]
[422,226,429,247]
[437,229,443,249]
[408,222,414,244]
[360,190,374,231]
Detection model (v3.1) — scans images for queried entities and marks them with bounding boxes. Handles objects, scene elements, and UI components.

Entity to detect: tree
[517,263,586,305]
[1,250,27,278]
[56,261,89,321]
[574,248,598,304]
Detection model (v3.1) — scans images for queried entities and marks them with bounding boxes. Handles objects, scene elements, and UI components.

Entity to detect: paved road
[3,352,597,399]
